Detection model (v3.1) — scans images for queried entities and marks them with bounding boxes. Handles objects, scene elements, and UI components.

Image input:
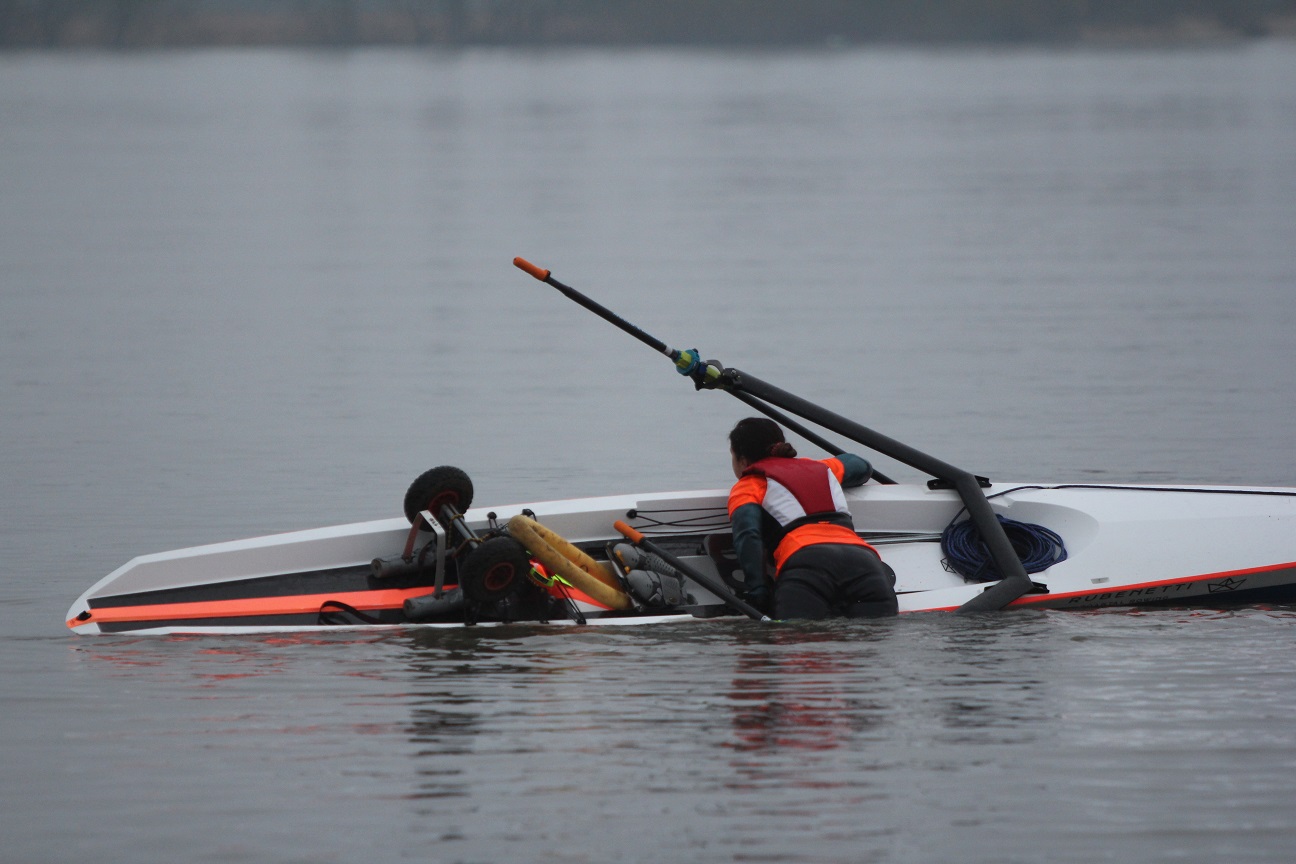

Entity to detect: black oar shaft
[515,257,671,357]
[518,258,896,484]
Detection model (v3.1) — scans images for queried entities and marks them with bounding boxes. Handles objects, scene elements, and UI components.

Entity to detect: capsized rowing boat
[65,259,1296,634]
[65,475,1296,635]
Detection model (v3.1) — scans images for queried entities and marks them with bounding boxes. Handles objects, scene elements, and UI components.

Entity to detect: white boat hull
[66,482,1296,635]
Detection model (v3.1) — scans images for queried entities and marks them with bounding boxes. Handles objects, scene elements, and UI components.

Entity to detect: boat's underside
[66,482,1296,635]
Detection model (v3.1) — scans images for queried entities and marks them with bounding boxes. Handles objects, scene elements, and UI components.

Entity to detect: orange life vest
[728,456,875,574]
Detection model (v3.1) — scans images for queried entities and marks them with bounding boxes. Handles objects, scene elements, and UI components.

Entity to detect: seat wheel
[403,466,473,526]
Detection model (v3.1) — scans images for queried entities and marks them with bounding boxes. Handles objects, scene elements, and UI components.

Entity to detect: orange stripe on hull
[913,560,1296,613]
[1009,560,1296,609]
[69,586,446,627]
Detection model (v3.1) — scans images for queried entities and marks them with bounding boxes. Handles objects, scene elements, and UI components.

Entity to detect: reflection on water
[727,649,877,753]
[404,631,513,802]
[920,615,1055,744]
[42,608,1296,862]
[726,628,890,757]
[407,700,477,800]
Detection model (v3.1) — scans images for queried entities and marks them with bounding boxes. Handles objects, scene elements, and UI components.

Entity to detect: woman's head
[729,417,797,477]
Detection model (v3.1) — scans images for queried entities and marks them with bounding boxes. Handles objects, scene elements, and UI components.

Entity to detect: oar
[516,256,896,484]
[613,520,771,622]
[514,257,720,384]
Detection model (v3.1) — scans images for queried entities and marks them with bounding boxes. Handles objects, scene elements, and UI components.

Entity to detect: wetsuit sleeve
[831,453,873,488]
[728,503,767,588]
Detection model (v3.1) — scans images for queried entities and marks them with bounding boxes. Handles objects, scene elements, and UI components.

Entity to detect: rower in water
[727,417,898,619]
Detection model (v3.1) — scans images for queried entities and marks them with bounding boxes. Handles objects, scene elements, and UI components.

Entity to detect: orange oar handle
[612,520,644,544]
[513,257,551,282]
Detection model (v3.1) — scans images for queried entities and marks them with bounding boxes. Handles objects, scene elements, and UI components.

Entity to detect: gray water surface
[3,46,1295,863]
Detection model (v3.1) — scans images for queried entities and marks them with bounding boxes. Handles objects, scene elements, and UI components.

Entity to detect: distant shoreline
[3,3,1295,50]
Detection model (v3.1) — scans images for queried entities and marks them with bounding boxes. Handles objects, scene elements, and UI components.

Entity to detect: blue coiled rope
[940,515,1068,582]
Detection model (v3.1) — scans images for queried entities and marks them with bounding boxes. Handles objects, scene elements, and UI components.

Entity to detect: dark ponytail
[729,417,797,464]
[768,441,797,458]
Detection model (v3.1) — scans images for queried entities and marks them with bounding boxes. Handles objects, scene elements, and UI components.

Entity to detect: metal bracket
[420,510,448,598]
[928,476,991,490]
